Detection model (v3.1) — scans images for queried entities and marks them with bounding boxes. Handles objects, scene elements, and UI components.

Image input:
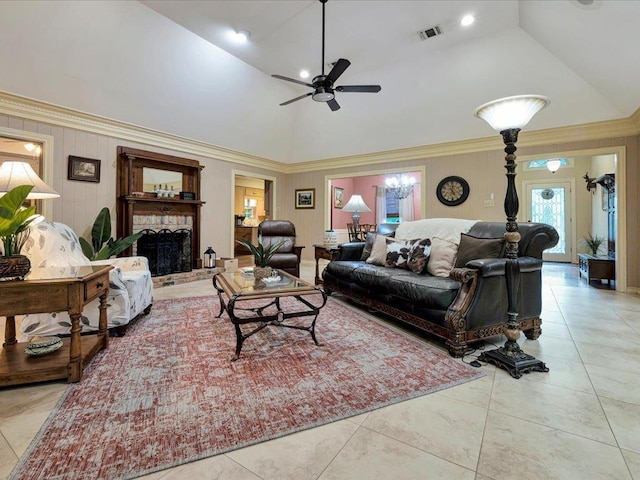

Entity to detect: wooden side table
[578,253,615,285]
[313,244,340,285]
[0,265,112,387]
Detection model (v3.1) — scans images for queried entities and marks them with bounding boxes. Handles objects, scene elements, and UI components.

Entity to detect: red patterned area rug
[11,295,484,480]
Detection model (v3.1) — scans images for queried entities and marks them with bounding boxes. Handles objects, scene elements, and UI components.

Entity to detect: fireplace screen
[137,228,192,276]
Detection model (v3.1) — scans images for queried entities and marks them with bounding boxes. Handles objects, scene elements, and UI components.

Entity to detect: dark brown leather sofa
[322,221,559,357]
[258,220,305,277]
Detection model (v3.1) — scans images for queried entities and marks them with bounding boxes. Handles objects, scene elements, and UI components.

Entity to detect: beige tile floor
[1,261,639,480]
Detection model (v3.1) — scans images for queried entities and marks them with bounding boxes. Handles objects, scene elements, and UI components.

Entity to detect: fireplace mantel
[116,146,205,268]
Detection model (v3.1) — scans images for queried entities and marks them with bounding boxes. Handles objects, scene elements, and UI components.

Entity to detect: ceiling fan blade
[336,85,382,93]
[280,92,313,106]
[326,58,350,84]
[272,74,314,88]
[327,98,340,111]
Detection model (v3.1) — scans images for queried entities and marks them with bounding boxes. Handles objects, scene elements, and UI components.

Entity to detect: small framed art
[295,188,315,209]
[68,156,101,183]
[333,187,344,208]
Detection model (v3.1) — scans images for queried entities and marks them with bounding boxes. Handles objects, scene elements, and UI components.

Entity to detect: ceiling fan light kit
[272,0,381,111]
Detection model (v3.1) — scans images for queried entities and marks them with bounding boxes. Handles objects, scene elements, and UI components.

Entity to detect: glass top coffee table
[212,269,327,361]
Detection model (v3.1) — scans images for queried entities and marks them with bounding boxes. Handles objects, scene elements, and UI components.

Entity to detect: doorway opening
[524,180,574,262]
[325,166,426,244]
[232,171,276,260]
[519,146,625,291]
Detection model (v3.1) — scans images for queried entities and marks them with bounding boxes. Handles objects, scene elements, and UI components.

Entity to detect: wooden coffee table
[212,269,327,361]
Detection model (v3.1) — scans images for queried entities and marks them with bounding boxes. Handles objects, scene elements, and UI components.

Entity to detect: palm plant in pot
[235,237,284,279]
[0,185,43,280]
[583,233,605,255]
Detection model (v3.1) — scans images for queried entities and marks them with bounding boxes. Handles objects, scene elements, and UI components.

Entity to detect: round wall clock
[436,176,470,206]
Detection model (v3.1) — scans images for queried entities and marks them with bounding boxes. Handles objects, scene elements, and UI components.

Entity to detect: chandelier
[385,175,415,199]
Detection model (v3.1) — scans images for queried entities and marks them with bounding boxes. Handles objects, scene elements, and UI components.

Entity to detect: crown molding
[630,106,640,133]
[2,91,638,175]
[0,91,284,172]
[287,115,640,173]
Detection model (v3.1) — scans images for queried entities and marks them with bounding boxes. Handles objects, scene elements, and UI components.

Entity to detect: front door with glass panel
[524,181,572,262]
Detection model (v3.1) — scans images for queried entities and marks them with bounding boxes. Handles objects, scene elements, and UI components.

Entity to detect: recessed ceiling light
[228,29,250,43]
[461,15,475,27]
[299,70,310,79]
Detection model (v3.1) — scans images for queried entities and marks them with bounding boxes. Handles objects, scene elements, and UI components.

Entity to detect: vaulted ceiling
[142,0,640,162]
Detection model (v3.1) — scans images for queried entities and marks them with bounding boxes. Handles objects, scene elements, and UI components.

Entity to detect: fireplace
[137,228,192,276]
[116,147,204,269]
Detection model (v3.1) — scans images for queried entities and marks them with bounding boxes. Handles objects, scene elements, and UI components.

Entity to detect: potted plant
[0,185,43,280]
[583,233,605,255]
[235,237,283,279]
[79,207,144,260]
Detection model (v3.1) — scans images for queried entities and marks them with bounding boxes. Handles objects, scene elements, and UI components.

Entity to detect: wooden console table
[313,244,340,285]
[578,253,615,285]
[0,265,112,387]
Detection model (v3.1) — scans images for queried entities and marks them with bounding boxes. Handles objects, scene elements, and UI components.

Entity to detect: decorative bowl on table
[25,335,63,357]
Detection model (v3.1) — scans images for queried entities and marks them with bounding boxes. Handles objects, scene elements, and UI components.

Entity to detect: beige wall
[1,112,638,290]
[281,136,638,289]
[0,114,285,260]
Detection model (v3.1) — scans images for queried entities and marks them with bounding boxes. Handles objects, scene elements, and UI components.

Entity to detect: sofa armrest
[464,257,542,278]
[91,256,150,272]
[294,245,305,261]
[336,242,365,261]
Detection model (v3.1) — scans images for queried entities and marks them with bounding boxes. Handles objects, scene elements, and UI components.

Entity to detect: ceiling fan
[272,0,381,111]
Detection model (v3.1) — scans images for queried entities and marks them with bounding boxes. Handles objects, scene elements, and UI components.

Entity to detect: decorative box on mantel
[116,146,205,269]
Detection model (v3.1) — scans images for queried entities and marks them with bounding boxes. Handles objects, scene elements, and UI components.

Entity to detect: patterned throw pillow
[407,238,432,274]
[384,238,431,272]
[384,239,414,269]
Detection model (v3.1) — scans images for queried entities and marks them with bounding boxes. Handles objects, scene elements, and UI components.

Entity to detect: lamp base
[479,347,549,379]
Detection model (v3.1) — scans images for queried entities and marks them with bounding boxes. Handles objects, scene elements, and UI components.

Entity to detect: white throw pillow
[366,234,389,266]
[426,237,458,277]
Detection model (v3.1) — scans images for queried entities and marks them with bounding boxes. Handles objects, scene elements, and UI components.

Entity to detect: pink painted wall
[330,172,422,230]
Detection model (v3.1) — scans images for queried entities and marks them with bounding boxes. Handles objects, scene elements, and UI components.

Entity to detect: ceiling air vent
[418,25,443,40]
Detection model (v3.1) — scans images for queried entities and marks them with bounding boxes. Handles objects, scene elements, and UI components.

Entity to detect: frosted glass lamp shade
[0,161,60,199]
[342,195,372,213]
[474,95,550,132]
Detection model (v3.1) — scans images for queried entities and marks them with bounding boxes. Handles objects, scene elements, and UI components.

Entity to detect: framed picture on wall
[333,187,344,208]
[295,188,315,209]
[68,155,101,182]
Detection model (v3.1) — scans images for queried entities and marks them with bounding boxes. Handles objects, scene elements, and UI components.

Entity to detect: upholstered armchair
[258,220,304,277]
[19,221,153,340]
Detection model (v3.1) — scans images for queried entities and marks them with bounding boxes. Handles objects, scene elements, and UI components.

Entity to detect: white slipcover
[19,221,153,340]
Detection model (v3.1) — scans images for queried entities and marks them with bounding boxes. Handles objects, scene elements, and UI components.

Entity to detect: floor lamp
[474,94,550,379]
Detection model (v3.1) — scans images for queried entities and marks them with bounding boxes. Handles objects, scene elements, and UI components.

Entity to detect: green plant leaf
[91,207,111,253]
[94,244,112,261]
[79,237,94,259]
[107,232,144,257]
[0,185,34,237]
[235,238,283,267]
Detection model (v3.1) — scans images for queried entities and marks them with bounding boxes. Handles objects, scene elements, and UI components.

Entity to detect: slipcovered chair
[19,221,153,340]
[258,220,304,277]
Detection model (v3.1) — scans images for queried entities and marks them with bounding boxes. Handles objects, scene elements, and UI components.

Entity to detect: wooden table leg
[3,315,17,347]
[68,312,82,382]
[98,290,109,348]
